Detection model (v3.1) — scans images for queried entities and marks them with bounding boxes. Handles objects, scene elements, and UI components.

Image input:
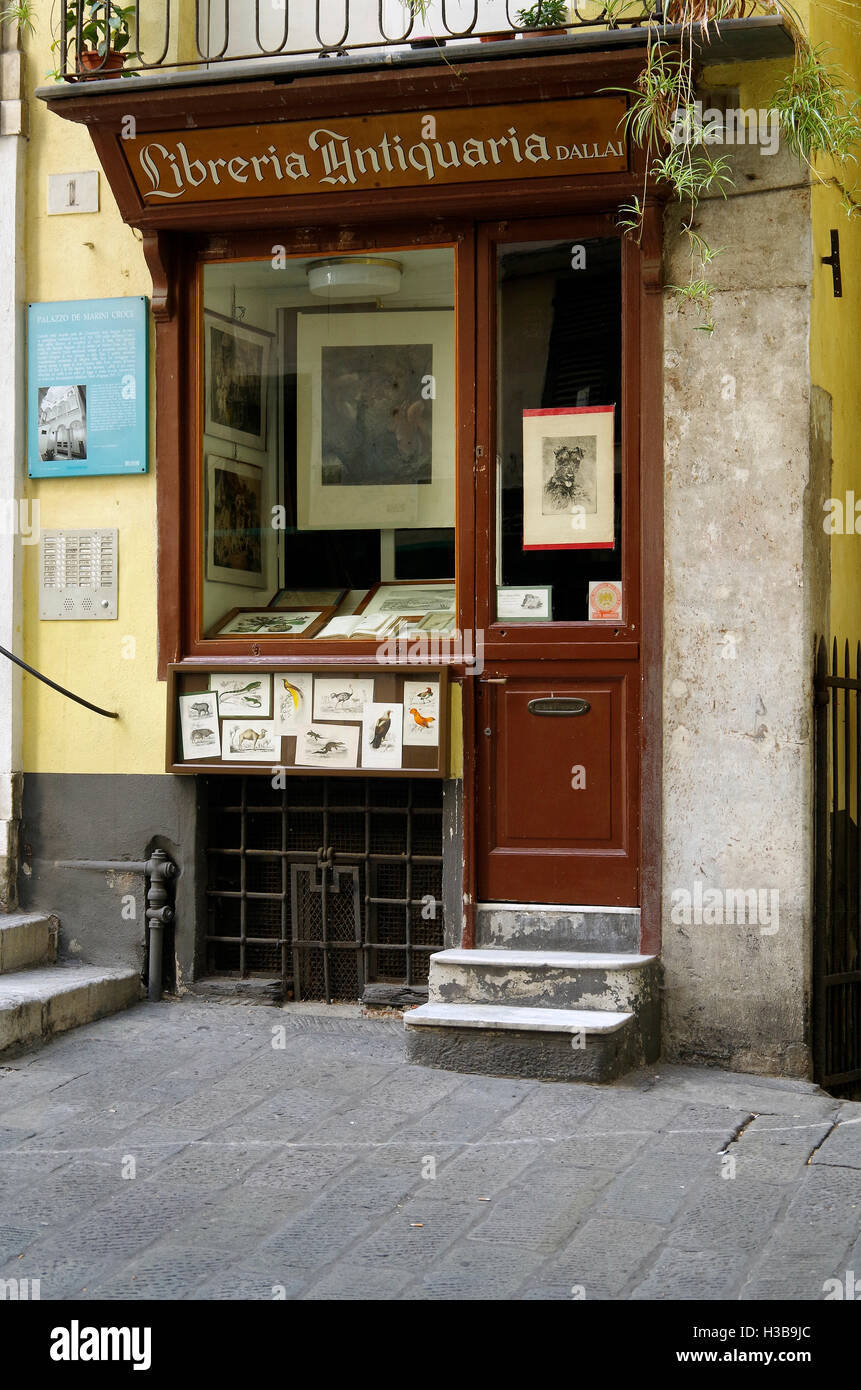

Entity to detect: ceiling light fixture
[306,256,403,300]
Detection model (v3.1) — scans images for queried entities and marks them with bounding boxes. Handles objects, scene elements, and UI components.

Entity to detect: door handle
[527,697,591,716]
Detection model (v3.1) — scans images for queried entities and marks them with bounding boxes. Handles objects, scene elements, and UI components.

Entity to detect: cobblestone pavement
[1,998,860,1301]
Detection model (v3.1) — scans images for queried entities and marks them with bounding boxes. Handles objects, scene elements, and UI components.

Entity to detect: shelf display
[168,664,448,777]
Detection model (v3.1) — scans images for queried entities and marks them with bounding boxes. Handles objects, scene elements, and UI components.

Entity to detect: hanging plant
[612,0,860,331]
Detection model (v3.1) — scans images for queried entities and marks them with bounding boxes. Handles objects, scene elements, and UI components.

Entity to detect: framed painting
[205,454,267,589]
[296,310,455,532]
[522,406,615,551]
[204,311,272,452]
[206,607,333,640]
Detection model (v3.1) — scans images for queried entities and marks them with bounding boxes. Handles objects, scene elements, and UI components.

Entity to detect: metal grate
[204,775,444,1001]
[814,637,861,1090]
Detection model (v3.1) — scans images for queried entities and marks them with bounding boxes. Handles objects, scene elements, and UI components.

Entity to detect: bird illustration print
[409,707,436,732]
[415,686,434,703]
[280,678,304,716]
[371,710,392,749]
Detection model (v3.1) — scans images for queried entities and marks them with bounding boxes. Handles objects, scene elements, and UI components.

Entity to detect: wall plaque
[125,97,627,206]
[28,297,148,478]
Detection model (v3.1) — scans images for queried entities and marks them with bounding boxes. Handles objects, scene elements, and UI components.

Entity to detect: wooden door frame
[464,201,664,953]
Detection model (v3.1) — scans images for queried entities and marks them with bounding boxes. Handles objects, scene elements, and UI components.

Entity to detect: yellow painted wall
[809,0,861,648]
[22,3,161,775]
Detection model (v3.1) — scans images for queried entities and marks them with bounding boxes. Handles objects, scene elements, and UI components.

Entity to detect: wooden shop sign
[126,97,627,205]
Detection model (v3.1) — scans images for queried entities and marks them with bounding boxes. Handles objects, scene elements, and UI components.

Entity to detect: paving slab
[0,996,857,1301]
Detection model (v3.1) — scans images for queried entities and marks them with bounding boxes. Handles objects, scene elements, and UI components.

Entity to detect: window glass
[201,247,456,641]
[495,237,622,624]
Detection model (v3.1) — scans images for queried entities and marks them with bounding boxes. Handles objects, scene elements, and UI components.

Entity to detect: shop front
[36,45,660,1079]
[29,8,841,1084]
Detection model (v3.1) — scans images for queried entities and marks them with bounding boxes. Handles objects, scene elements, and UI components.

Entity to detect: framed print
[269,587,346,610]
[205,454,267,590]
[355,580,456,617]
[296,310,455,531]
[294,723,360,769]
[497,585,553,622]
[204,311,272,452]
[207,607,332,639]
[274,673,314,733]
[209,672,271,715]
[221,720,279,762]
[522,406,615,551]
[178,691,220,760]
[361,703,404,770]
[313,677,375,721]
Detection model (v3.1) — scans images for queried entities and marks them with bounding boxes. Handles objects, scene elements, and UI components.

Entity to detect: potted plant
[515,1,570,36]
[63,1,135,77]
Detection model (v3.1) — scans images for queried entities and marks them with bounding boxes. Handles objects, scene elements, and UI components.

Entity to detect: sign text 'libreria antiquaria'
[126,99,627,204]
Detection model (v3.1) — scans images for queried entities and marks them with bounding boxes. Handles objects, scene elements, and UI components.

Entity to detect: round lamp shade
[306,256,403,299]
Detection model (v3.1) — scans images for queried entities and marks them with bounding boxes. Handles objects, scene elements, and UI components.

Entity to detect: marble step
[0,963,142,1054]
[0,913,58,975]
[404,1001,636,1082]
[476,902,641,953]
[429,947,658,1017]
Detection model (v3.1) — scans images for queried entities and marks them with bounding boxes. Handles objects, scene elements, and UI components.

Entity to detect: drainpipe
[54,849,178,1000]
[144,849,177,1002]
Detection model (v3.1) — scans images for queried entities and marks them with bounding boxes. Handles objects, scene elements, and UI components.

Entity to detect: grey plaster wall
[20,773,203,988]
[660,140,826,1076]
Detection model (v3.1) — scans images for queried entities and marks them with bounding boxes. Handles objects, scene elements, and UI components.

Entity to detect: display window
[198,244,458,649]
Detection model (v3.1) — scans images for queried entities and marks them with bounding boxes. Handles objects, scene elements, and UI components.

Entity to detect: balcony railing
[57,0,661,80]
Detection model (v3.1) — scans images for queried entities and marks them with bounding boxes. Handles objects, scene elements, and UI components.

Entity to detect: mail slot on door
[527,697,591,716]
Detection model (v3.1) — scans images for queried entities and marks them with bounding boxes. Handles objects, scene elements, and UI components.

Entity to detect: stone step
[476,902,641,953]
[0,964,142,1055]
[429,946,658,1015]
[404,1001,636,1082]
[0,913,58,975]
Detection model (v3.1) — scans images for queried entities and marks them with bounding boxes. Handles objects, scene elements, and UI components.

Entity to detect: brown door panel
[498,683,619,846]
[477,670,639,906]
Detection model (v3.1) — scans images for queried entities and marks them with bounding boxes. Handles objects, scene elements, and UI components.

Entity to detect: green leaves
[64,1,134,56]
[516,1,569,29]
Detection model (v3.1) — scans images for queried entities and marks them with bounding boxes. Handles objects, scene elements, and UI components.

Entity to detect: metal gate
[814,637,861,1088]
[203,775,444,1002]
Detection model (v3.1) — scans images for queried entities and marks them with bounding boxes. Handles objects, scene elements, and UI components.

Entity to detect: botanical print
[321,344,433,487]
[541,437,597,515]
[221,720,279,762]
[217,610,320,636]
[274,673,313,734]
[361,702,404,770]
[403,680,439,748]
[313,677,375,721]
[293,723,360,768]
[209,673,271,716]
[179,691,220,760]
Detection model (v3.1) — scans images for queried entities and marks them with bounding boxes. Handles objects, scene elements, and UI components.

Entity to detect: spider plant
[613,2,860,331]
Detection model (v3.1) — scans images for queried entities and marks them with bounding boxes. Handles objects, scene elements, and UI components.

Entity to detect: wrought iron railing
[58,0,660,79]
[814,636,861,1090]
